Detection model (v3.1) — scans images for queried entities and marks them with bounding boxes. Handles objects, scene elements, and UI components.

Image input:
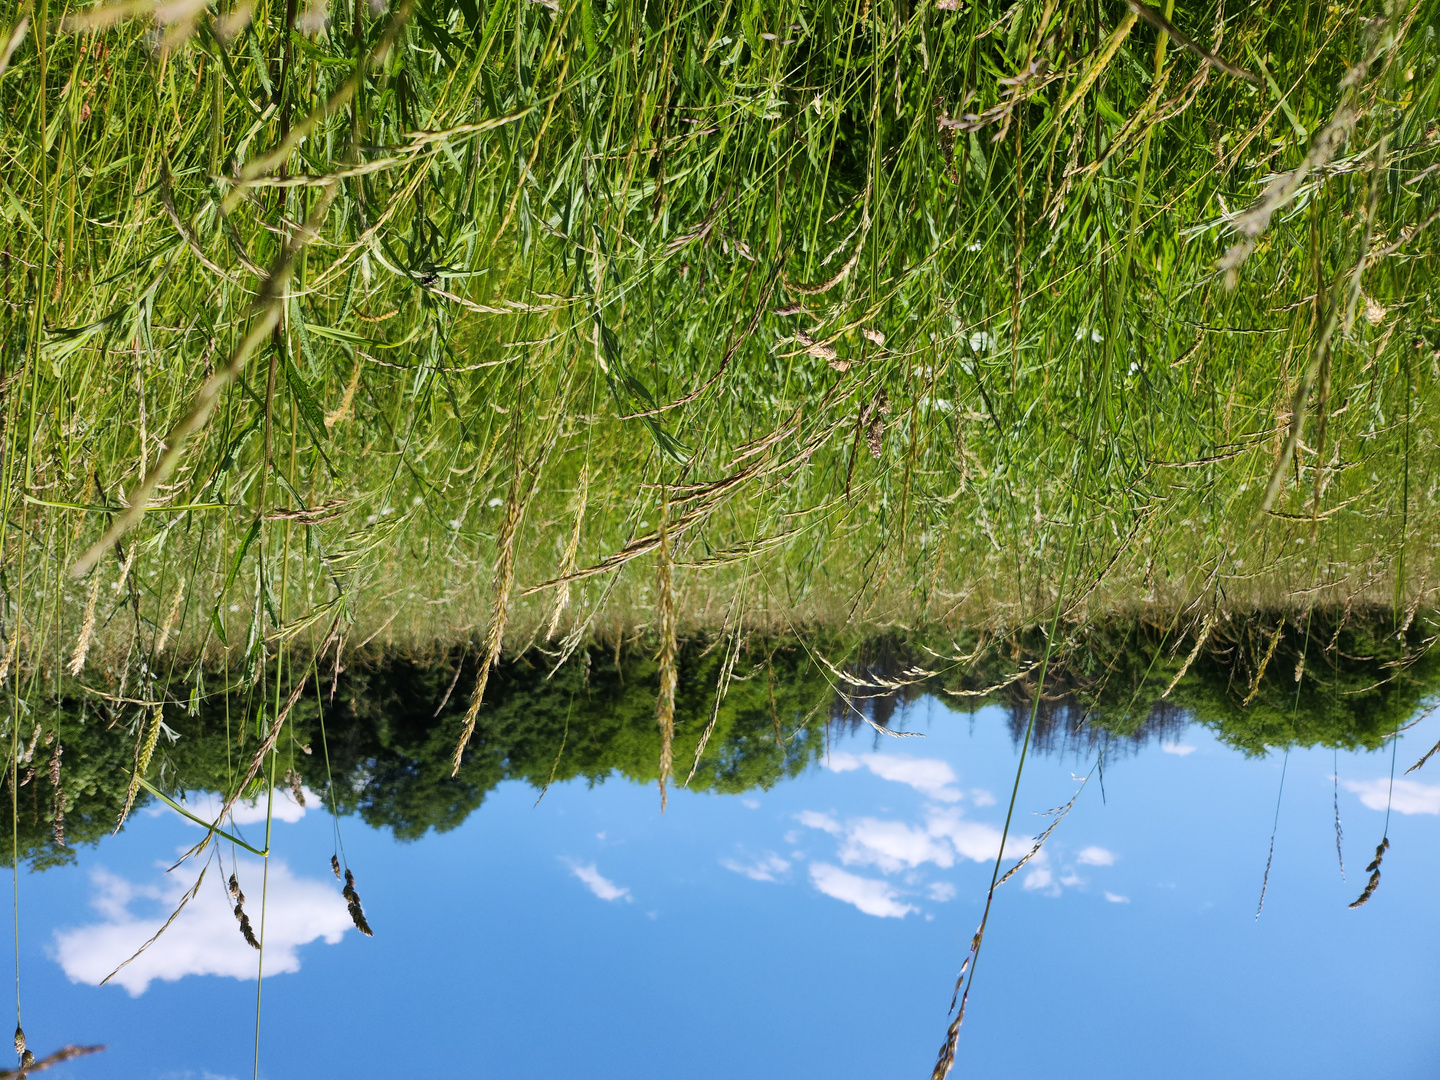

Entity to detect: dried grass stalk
[451,488,521,776]
[324,360,362,428]
[210,671,316,829]
[655,503,678,812]
[1405,735,1440,775]
[101,867,208,984]
[995,775,1089,888]
[67,575,101,676]
[153,582,184,654]
[795,329,848,370]
[1242,618,1285,705]
[0,1042,105,1076]
[685,613,743,786]
[48,741,63,847]
[1162,611,1215,698]
[545,464,588,641]
[0,635,15,685]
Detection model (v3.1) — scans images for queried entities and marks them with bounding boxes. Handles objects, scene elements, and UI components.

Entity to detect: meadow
[0,0,1438,1073]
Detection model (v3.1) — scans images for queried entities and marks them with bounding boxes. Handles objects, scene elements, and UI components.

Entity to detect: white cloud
[840,818,954,873]
[568,862,631,901]
[740,798,760,810]
[1343,778,1440,815]
[721,853,790,882]
[824,752,962,802]
[1076,846,1116,867]
[927,881,956,902]
[1104,892,1131,904]
[809,863,916,918]
[1160,743,1197,757]
[969,789,997,807]
[925,809,1030,863]
[1023,865,1055,893]
[55,859,350,996]
[796,810,843,835]
[177,787,315,826]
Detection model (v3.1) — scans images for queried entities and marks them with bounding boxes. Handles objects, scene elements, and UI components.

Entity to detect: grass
[0,0,1439,1072]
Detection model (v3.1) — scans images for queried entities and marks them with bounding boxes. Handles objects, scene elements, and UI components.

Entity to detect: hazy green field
[1,0,1437,670]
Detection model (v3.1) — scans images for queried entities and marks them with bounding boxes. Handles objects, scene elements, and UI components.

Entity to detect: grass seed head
[341,869,373,935]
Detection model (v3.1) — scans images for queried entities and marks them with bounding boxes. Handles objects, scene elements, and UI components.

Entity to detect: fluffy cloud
[796,810,843,836]
[1160,743,1197,757]
[804,807,1030,876]
[1076,846,1116,866]
[1343,777,1440,815]
[840,817,955,873]
[925,809,1030,863]
[1023,865,1054,893]
[823,752,963,802]
[1104,892,1131,904]
[173,787,316,826]
[927,881,956,902]
[55,859,350,996]
[809,864,916,918]
[568,862,631,901]
[721,853,790,882]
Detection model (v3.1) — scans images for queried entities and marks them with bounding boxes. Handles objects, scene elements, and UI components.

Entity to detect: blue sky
[13,696,1440,1079]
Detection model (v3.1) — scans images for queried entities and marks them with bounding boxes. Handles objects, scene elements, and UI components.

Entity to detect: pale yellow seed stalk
[117,705,163,830]
[545,464,589,641]
[1162,611,1215,699]
[154,582,185,654]
[0,634,16,684]
[1242,618,1286,705]
[113,543,137,593]
[325,360,362,429]
[68,574,101,676]
[451,491,520,776]
[655,503,677,812]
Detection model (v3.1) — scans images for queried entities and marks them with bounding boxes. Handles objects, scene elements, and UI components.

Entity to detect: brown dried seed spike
[236,908,260,949]
[14,1025,24,1055]
[866,416,884,458]
[795,329,837,362]
[285,768,306,807]
[331,854,342,880]
[341,869,374,937]
[1349,836,1388,909]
